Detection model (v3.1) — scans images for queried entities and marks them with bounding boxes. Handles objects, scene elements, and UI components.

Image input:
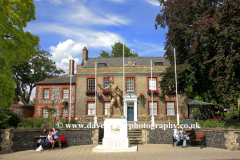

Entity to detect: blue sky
[27,0,167,99]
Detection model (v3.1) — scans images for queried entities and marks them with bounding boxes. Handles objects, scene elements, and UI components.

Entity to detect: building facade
[34,60,76,118]
[75,47,188,122]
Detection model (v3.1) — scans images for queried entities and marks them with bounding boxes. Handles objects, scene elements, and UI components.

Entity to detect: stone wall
[0,128,95,154]
[147,128,240,151]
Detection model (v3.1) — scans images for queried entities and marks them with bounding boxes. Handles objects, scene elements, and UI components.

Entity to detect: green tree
[12,46,65,103]
[155,0,240,110]
[100,42,138,57]
[0,0,39,108]
[100,50,110,57]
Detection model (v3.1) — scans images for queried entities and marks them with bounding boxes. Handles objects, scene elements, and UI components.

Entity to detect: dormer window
[155,62,163,66]
[97,63,107,67]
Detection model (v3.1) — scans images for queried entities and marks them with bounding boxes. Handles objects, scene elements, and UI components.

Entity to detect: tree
[0,0,39,108]
[99,42,138,57]
[155,0,240,111]
[12,46,65,103]
[100,50,110,57]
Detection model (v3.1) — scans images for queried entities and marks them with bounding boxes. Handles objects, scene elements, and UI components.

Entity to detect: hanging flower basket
[86,90,97,95]
[158,93,165,98]
[62,101,68,108]
[165,90,176,94]
[102,90,110,95]
[147,90,159,95]
[138,93,145,105]
[97,93,103,98]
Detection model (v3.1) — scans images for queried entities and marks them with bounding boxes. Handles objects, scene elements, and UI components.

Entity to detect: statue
[98,78,124,118]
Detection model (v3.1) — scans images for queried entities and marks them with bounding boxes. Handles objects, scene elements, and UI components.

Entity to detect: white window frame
[104,101,110,115]
[42,108,48,118]
[149,101,158,116]
[43,89,49,99]
[87,78,95,90]
[148,77,157,90]
[62,108,68,117]
[126,78,135,91]
[63,88,69,99]
[104,78,110,88]
[166,102,175,116]
[87,102,95,115]
[97,63,107,67]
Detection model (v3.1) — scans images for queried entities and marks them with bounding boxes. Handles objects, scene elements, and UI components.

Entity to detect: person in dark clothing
[182,126,196,148]
[39,128,50,149]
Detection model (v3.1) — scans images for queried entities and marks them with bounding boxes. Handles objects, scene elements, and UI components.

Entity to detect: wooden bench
[172,131,206,149]
[34,134,67,149]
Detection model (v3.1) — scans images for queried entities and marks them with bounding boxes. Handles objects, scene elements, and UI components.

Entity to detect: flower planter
[147,90,159,95]
[102,90,110,95]
[98,93,103,98]
[138,93,145,105]
[86,90,97,95]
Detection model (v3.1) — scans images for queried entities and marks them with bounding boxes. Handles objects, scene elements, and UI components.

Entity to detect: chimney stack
[82,47,88,62]
[69,59,75,75]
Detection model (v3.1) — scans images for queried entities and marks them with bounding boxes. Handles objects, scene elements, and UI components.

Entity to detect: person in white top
[47,131,55,149]
[173,125,184,146]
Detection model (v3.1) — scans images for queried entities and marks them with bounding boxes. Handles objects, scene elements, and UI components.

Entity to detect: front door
[127,102,134,121]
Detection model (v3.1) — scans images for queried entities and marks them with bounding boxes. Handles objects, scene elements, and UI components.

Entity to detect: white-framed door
[123,93,138,121]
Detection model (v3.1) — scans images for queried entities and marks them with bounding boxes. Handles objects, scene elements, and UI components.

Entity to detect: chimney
[69,59,75,75]
[82,47,88,62]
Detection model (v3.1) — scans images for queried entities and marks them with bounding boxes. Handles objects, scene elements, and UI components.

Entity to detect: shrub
[0,110,21,129]
[202,117,225,128]
[7,112,21,128]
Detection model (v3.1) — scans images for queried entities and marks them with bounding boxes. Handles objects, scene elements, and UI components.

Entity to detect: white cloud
[67,4,129,26]
[49,39,86,62]
[56,57,80,75]
[107,0,125,2]
[34,0,76,5]
[145,0,160,6]
[41,24,124,50]
[133,39,164,56]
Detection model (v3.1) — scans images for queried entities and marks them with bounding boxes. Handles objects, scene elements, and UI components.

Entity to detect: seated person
[39,128,50,149]
[182,126,196,148]
[51,128,62,149]
[173,125,183,146]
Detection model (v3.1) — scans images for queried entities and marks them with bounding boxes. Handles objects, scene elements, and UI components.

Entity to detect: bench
[172,131,206,149]
[34,134,67,149]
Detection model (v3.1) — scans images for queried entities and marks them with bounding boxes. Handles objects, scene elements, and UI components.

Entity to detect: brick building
[75,47,188,122]
[10,98,34,118]
[34,60,76,118]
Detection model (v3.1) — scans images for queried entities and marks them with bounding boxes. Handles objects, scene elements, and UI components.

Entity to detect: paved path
[1,144,240,160]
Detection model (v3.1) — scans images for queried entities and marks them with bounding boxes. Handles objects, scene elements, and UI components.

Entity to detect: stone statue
[98,78,124,118]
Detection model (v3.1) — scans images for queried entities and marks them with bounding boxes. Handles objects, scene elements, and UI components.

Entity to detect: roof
[188,99,215,105]
[36,74,76,84]
[82,57,171,67]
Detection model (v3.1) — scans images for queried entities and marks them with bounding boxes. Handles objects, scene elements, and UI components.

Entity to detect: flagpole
[69,55,72,123]
[174,48,179,125]
[123,42,125,118]
[151,60,155,128]
[94,62,97,125]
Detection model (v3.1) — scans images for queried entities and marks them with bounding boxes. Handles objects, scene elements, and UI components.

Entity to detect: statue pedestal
[92,118,137,152]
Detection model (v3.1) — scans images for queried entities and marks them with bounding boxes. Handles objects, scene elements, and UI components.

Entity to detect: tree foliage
[0,0,39,108]
[155,0,240,108]
[100,42,138,57]
[12,46,65,103]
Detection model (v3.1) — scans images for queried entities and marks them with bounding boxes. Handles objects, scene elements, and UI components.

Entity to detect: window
[62,108,68,117]
[104,78,110,87]
[63,88,69,99]
[98,63,107,67]
[155,62,163,66]
[166,102,175,116]
[87,78,95,90]
[149,101,158,115]
[104,102,110,115]
[43,89,49,99]
[126,78,135,91]
[148,77,157,90]
[87,102,95,115]
[42,108,48,118]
